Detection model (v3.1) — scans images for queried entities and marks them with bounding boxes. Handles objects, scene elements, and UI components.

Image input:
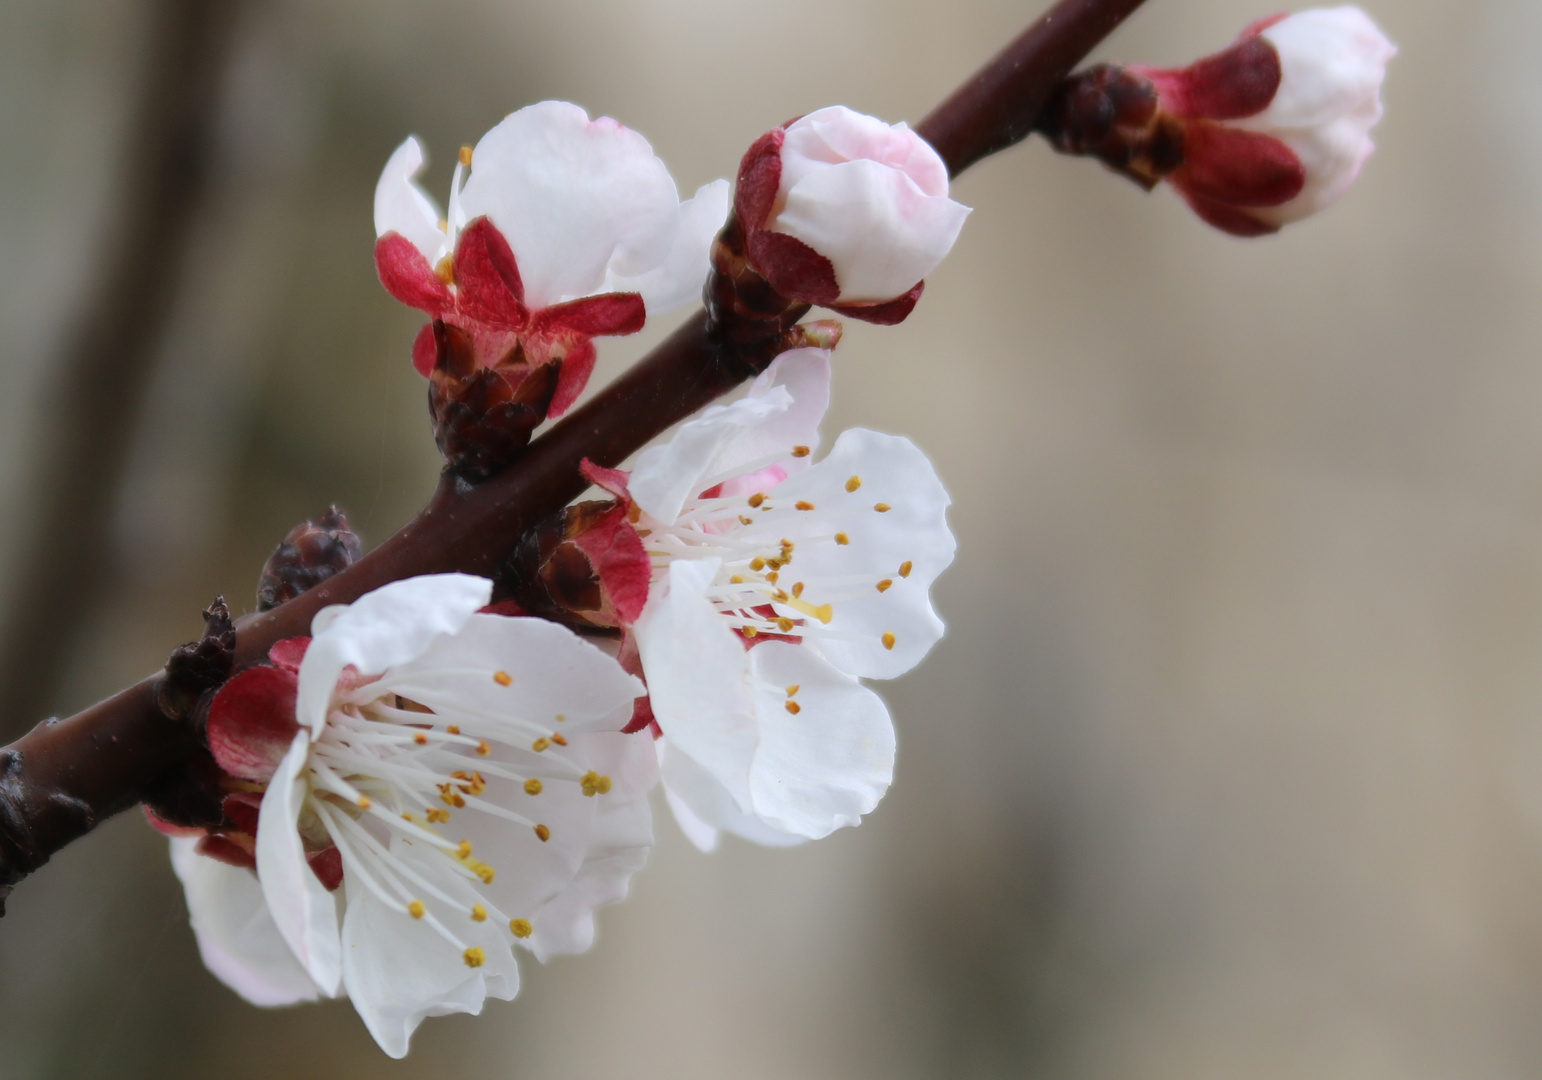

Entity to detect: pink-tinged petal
[373,136,447,264]
[459,101,680,309]
[452,217,528,329]
[268,636,310,674]
[783,108,950,199]
[570,502,650,626]
[207,665,301,783]
[735,128,785,228]
[169,836,325,1007]
[602,179,729,315]
[144,806,204,838]
[743,641,894,838]
[296,574,491,737]
[1248,114,1375,227]
[411,322,436,378]
[830,282,924,325]
[256,732,343,995]
[1176,124,1305,208]
[746,229,839,306]
[530,292,645,338]
[547,336,596,419]
[703,464,787,502]
[579,458,631,501]
[375,233,453,316]
[633,559,759,813]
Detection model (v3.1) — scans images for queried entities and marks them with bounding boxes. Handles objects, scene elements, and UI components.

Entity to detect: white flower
[174,574,655,1058]
[735,107,970,318]
[626,349,955,847]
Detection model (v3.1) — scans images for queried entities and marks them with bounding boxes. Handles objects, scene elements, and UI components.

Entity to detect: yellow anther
[748,493,766,508]
[777,617,795,632]
[494,670,513,686]
[408,900,426,919]
[835,532,850,545]
[742,626,758,638]
[555,714,566,722]
[899,561,913,578]
[356,796,373,810]
[402,812,414,822]
[876,579,893,593]
[730,575,746,584]
[438,218,450,233]
[435,256,455,286]
[786,701,802,715]
[765,558,783,571]
[796,500,815,511]
[792,582,805,598]
[448,725,461,735]
[882,632,896,650]
[458,840,473,859]
[786,685,800,696]
[773,589,789,602]
[532,737,550,752]
[477,865,496,884]
[414,732,429,745]
[458,145,474,166]
[477,739,492,756]
[427,808,451,824]
[534,824,551,842]
[792,445,811,458]
[739,515,753,525]
[510,918,533,938]
[551,732,568,746]
[845,476,862,492]
[471,904,488,922]
[464,947,486,968]
[874,503,891,513]
[766,572,779,585]
[749,556,766,571]
[524,778,544,796]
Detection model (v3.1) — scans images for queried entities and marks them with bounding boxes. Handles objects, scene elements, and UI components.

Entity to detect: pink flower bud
[735,106,970,322]
[1140,6,1395,235]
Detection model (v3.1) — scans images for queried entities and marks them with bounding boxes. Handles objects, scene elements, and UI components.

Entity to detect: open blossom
[505,349,954,847]
[375,101,729,421]
[164,574,654,1057]
[734,107,970,323]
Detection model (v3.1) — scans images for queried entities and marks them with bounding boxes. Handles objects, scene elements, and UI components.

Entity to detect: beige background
[1,0,1538,1076]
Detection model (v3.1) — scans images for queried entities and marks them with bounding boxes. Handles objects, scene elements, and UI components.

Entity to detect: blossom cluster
[159,6,1391,1056]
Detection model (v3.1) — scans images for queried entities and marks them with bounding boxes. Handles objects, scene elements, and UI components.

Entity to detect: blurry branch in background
[0,0,1148,913]
[0,0,246,740]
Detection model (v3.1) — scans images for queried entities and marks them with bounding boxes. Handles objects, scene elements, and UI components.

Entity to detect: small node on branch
[256,506,363,612]
[157,597,236,723]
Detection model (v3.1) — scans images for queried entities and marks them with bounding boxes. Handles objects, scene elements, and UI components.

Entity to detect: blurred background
[0,0,1536,1076]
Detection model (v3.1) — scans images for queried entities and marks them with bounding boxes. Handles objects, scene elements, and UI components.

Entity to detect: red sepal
[268,637,310,674]
[1176,191,1280,237]
[196,832,257,871]
[570,502,651,626]
[580,458,632,501]
[735,128,785,228]
[531,292,646,338]
[453,217,529,329]
[1175,124,1304,208]
[375,232,453,316]
[548,336,596,418]
[207,665,301,783]
[143,805,205,838]
[746,230,840,306]
[221,792,262,837]
[308,846,344,892]
[411,322,437,378]
[616,632,661,736]
[830,282,924,325]
[1240,12,1289,38]
[1165,35,1281,120]
[478,599,529,617]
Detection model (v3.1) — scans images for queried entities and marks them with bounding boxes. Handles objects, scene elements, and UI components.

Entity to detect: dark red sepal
[221,792,262,837]
[196,832,257,871]
[570,502,651,626]
[143,806,205,838]
[1175,191,1280,237]
[308,846,344,891]
[207,665,301,783]
[735,128,785,228]
[453,217,529,329]
[1176,123,1304,208]
[830,282,925,325]
[375,232,453,316]
[616,632,661,736]
[746,231,840,307]
[1166,35,1282,120]
[412,322,437,378]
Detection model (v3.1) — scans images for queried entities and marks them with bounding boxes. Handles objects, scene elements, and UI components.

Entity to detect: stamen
[458,840,473,859]
[550,733,568,746]
[845,476,862,492]
[477,739,492,756]
[409,900,426,919]
[876,579,893,592]
[835,532,850,545]
[448,725,461,735]
[766,572,779,585]
[510,919,533,938]
[435,256,455,286]
[776,617,795,632]
[899,561,913,578]
[792,582,804,598]
[524,778,543,795]
[796,501,815,511]
[356,796,372,810]
[580,771,613,797]
[471,904,488,922]
[786,685,800,696]
[739,516,753,526]
[494,671,513,687]
[786,701,802,715]
[464,947,485,968]
[730,575,745,584]
[532,737,550,752]
[748,493,766,508]
[534,824,551,842]
[555,714,565,723]
[458,145,474,166]
[792,445,811,458]
[749,557,766,571]
[882,632,896,650]
[414,732,429,745]
[874,503,891,513]
[743,626,758,638]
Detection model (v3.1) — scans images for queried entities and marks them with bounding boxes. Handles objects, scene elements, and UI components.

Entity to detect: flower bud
[1038,6,1394,236]
[255,506,362,611]
[734,106,970,322]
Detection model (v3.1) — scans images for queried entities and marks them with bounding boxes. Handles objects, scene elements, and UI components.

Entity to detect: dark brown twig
[0,0,1149,912]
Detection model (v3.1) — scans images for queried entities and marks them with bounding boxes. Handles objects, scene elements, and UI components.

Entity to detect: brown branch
[0,0,245,741]
[0,0,1149,913]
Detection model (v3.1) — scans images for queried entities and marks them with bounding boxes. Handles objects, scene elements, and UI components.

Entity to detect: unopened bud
[426,319,562,480]
[256,507,362,612]
[1039,6,1394,236]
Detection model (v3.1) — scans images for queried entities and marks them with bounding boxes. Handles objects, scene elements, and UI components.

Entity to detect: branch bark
[0,0,1149,913]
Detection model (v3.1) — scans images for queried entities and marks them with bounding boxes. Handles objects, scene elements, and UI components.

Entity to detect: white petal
[170,837,323,1006]
[378,613,642,736]
[459,101,681,309]
[340,851,520,1059]
[743,641,894,838]
[728,348,831,478]
[633,559,759,812]
[373,136,450,264]
[629,387,794,523]
[1258,7,1394,130]
[774,157,971,303]
[255,732,343,995]
[659,740,807,848]
[765,429,955,679]
[297,574,492,736]
[603,179,729,315]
